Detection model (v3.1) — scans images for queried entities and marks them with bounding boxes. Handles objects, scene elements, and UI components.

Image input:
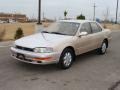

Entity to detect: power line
[115,0,119,24]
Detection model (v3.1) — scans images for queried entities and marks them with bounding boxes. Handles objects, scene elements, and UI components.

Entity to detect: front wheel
[97,41,108,54]
[58,48,75,69]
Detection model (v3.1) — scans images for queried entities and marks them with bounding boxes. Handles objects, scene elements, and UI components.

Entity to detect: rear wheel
[97,40,108,54]
[58,48,75,69]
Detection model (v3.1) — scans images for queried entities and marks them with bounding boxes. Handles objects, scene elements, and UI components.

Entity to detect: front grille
[16,45,34,52]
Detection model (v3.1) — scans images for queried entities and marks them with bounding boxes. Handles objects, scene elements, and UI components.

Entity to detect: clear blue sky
[0,0,119,20]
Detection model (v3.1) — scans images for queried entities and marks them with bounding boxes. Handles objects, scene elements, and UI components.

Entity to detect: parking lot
[0,31,120,90]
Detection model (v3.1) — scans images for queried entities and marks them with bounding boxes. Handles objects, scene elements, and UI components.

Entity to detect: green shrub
[14,27,24,40]
[76,14,85,20]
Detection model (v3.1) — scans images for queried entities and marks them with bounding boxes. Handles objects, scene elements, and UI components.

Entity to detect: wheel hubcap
[102,43,106,53]
[63,52,72,67]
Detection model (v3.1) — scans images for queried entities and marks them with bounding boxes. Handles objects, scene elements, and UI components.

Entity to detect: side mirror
[79,32,88,37]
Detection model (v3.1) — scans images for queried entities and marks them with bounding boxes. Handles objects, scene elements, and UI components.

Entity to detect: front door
[76,22,95,55]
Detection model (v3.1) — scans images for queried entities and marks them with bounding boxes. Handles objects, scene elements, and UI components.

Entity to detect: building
[0,13,28,23]
[42,18,55,22]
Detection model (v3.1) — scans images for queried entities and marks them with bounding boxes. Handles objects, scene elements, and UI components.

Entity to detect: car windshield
[42,22,80,36]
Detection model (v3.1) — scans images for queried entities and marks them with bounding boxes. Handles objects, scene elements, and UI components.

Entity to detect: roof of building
[0,13,27,18]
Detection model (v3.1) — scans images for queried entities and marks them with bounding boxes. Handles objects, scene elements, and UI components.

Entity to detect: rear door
[90,22,103,49]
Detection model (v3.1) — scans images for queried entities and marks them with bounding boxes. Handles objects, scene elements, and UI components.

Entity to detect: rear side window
[90,22,102,33]
[80,23,92,34]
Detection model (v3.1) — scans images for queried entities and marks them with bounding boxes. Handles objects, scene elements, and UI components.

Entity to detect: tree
[103,7,110,22]
[14,27,24,40]
[76,14,85,20]
[64,10,68,19]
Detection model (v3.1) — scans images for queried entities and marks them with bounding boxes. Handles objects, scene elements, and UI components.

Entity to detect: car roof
[59,20,95,24]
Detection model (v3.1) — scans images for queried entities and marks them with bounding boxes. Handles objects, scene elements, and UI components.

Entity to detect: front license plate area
[17,53,25,60]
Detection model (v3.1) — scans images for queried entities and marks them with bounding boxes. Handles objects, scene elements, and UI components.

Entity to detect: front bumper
[10,47,60,65]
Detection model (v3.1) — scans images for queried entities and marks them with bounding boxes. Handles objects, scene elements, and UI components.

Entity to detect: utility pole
[38,0,42,24]
[43,12,45,21]
[115,0,119,24]
[93,3,96,21]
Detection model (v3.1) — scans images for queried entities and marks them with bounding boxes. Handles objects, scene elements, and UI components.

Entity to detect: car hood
[15,33,73,48]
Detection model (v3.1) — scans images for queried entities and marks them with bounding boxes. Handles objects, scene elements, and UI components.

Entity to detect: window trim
[80,22,92,34]
[96,23,102,31]
[90,22,102,33]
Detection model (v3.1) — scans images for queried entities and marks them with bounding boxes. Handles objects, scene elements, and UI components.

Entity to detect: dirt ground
[101,23,120,30]
[0,23,36,41]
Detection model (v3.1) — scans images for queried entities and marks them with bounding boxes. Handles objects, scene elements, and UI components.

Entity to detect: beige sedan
[11,20,111,69]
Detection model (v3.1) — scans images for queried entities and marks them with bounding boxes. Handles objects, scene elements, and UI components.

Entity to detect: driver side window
[80,23,92,34]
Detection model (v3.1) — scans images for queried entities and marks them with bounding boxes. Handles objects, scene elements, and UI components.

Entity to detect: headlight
[34,47,53,53]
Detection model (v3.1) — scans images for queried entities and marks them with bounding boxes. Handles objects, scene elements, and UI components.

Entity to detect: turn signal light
[32,57,52,61]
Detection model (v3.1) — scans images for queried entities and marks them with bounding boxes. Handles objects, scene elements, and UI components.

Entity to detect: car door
[90,22,103,49]
[75,22,95,55]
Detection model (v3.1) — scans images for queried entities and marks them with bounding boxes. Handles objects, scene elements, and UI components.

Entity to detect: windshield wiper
[42,31,68,35]
[41,31,50,33]
[51,32,67,35]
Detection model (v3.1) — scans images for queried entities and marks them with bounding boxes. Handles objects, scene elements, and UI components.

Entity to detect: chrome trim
[11,47,60,65]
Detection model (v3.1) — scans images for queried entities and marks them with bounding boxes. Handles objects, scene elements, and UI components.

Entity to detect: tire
[97,40,108,54]
[58,48,75,69]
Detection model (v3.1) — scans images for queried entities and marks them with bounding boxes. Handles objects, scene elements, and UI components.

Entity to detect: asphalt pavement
[0,31,120,90]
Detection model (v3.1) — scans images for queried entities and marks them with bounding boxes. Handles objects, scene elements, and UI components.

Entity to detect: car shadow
[75,50,98,63]
[15,61,59,73]
[13,50,99,73]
